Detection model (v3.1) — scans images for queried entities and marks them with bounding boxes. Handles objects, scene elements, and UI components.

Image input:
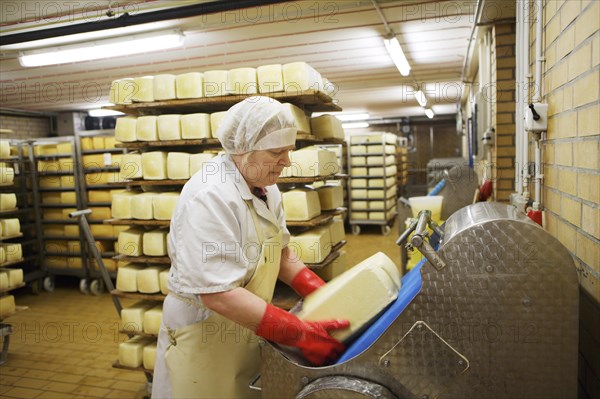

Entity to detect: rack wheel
[43,276,55,292]
[381,225,391,236]
[90,279,104,296]
[79,279,90,295]
[30,279,41,295]
[351,225,361,235]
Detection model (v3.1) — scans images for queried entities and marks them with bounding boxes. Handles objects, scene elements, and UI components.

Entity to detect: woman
[152,96,349,398]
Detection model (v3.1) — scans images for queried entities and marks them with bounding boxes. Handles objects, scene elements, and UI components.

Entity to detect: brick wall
[492,23,517,202]
[539,1,599,398]
[0,115,51,139]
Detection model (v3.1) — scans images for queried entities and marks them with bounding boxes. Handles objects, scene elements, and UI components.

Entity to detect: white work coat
[152,153,290,398]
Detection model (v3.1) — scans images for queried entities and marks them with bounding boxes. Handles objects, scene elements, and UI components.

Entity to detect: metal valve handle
[396,210,447,271]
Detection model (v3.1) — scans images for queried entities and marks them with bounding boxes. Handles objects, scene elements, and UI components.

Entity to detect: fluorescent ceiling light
[336,113,370,122]
[414,90,427,107]
[88,109,124,117]
[424,108,435,119]
[342,122,370,129]
[19,29,184,67]
[384,37,411,76]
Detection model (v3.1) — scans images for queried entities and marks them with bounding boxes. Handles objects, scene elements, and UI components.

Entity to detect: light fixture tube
[414,90,427,107]
[384,37,411,76]
[336,113,370,122]
[424,108,435,119]
[19,29,184,67]
[342,122,370,129]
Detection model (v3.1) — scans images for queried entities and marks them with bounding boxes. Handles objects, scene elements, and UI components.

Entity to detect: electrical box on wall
[525,103,548,133]
[56,112,86,136]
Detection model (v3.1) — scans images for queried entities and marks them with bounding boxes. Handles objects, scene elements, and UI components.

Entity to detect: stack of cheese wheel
[0,268,23,289]
[118,302,162,369]
[348,133,398,222]
[281,146,339,178]
[108,62,329,105]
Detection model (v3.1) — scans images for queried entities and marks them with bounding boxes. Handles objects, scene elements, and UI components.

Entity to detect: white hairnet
[216,96,297,154]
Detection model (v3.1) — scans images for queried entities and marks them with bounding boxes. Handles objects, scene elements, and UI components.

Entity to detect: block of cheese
[0,295,16,318]
[368,198,395,210]
[120,153,143,180]
[283,62,323,92]
[119,336,154,368]
[143,343,157,370]
[351,157,366,167]
[316,250,346,282]
[88,190,110,203]
[105,137,117,149]
[0,167,14,184]
[351,189,367,199]
[210,111,228,135]
[204,70,229,97]
[91,137,105,150]
[143,305,163,335]
[153,74,176,101]
[350,167,367,176]
[289,225,331,264]
[4,243,23,261]
[132,76,154,102]
[143,230,168,256]
[109,78,135,104]
[0,140,9,158]
[157,115,182,141]
[43,209,63,220]
[328,219,345,245]
[60,191,76,204]
[291,147,339,177]
[121,301,155,332]
[367,144,396,154]
[369,165,397,177]
[190,153,215,175]
[297,252,401,341]
[350,145,367,155]
[153,193,180,220]
[316,184,343,211]
[80,137,93,150]
[257,64,284,93]
[67,256,83,269]
[0,193,16,210]
[141,152,167,180]
[42,192,61,204]
[116,263,145,292]
[115,117,138,142]
[136,116,158,141]
[88,207,111,221]
[181,114,211,139]
[368,186,397,199]
[1,218,20,236]
[367,155,395,166]
[350,179,367,189]
[0,271,7,289]
[131,193,157,220]
[282,103,310,133]
[159,269,169,295]
[228,67,258,95]
[369,176,396,188]
[111,191,137,219]
[0,247,5,264]
[167,152,190,180]
[176,72,204,99]
[310,115,344,140]
[7,268,23,287]
[137,266,163,294]
[282,188,321,221]
[352,211,368,220]
[118,227,144,256]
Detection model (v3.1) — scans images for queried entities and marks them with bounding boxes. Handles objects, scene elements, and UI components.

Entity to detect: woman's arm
[278,246,306,285]
[200,287,266,332]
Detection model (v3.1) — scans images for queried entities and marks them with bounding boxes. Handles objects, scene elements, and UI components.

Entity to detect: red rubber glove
[291,268,326,297]
[256,303,349,366]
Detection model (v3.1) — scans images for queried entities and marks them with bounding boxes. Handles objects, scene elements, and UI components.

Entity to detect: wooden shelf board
[277,174,344,184]
[110,289,166,302]
[0,232,24,241]
[0,258,26,268]
[286,213,333,227]
[104,219,170,226]
[305,241,346,270]
[113,254,171,264]
[111,179,188,187]
[0,208,19,216]
[104,90,340,115]
[119,330,157,338]
[0,283,26,295]
[115,138,221,149]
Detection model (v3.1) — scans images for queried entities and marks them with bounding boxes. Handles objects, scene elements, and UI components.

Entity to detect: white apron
[163,200,282,398]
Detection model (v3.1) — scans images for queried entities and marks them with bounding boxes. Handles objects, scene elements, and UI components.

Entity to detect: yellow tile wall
[541,1,600,397]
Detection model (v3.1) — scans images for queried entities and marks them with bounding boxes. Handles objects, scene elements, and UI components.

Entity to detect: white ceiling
[0,0,501,119]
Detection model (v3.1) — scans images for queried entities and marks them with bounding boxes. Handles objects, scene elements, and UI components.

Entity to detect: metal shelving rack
[1,140,44,288]
[28,136,91,292]
[347,132,398,236]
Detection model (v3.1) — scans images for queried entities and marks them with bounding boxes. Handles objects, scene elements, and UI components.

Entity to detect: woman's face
[239,146,294,188]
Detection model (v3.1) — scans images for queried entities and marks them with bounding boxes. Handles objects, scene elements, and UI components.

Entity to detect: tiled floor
[1,221,402,399]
